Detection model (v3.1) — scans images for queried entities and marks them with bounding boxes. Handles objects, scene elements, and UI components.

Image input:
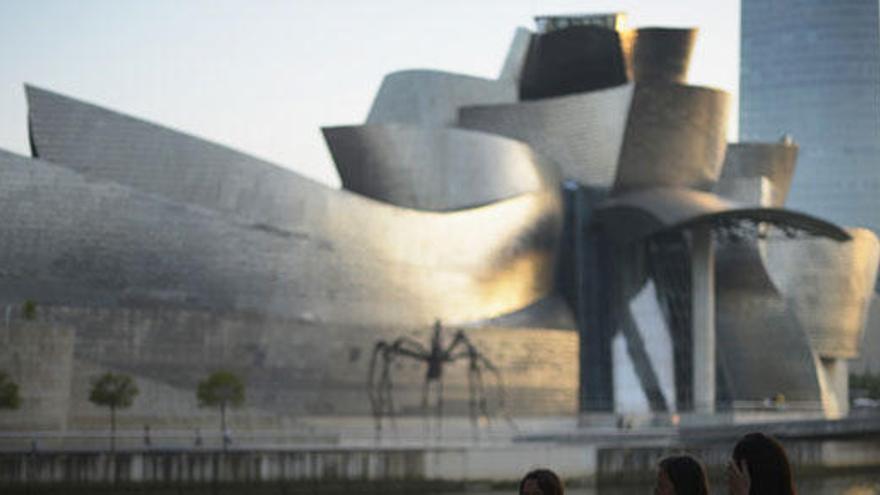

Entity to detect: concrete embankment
[0,416,878,490]
[566,415,880,483]
[0,443,592,490]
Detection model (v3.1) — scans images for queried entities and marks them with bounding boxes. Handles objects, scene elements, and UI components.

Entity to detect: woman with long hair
[728,432,797,495]
[654,454,710,495]
[519,468,564,495]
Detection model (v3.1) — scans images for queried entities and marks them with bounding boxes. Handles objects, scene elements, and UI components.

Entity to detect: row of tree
[850,371,880,399]
[0,369,245,452]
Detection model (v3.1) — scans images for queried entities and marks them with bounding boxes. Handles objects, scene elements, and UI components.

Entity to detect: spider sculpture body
[367,320,508,435]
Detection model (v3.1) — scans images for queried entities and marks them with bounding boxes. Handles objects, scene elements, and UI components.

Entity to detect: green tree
[851,370,880,399]
[0,371,22,410]
[21,300,36,321]
[88,372,139,452]
[197,371,245,450]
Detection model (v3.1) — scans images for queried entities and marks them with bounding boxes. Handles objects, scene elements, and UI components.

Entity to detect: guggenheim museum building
[0,13,876,433]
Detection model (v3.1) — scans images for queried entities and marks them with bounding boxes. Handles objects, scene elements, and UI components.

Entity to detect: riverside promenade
[1,415,879,492]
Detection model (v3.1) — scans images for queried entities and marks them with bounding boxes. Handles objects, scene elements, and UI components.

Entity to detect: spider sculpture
[367,320,510,435]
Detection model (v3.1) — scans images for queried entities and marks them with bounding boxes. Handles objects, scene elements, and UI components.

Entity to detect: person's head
[519,468,563,495]
[655,455,709,495]
[732,432,796,495]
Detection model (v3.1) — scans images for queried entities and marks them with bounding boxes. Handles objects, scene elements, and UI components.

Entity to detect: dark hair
[658,455,709,495]
[732,432,796,495]
[519,468,564,495]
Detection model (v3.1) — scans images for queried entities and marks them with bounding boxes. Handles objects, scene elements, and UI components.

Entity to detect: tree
[851,370,880,399]
[0,371,21,410]
[197,371,245,451]
[21,300,36,320]
[89,372,139,452]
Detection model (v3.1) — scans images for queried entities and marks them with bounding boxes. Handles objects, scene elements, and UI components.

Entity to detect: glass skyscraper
[740,0,880,232]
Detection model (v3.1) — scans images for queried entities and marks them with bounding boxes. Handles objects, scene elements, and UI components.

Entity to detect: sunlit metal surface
[594,187,850,244]
[26,84,337,236]
[458,84,634,189]
[715,241,823,401]
[0,146,575,420]
[13,15,869,427]
[323,124,560,211]
[764,228,880,359]
[459,81,731,210]
[855,294,880,372]
[11,115,563,328]
[462,294,576,330]
[717,142,798,207]
[518,25,628,100]
[621,28,698,83]
[613,84,730,193]
[714,177,783,209]
[365,70,515,127]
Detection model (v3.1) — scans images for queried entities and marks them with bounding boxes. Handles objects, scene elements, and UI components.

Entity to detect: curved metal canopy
[323,124,560,211]
[594,187,851,244]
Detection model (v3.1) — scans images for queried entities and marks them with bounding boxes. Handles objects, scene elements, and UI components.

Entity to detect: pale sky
[0,0,740,187]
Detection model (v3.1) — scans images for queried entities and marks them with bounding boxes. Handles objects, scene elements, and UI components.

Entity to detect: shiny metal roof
[594,187,851,243]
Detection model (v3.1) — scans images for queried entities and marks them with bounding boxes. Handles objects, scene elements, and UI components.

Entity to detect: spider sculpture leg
[367,342,387,435]
[467,364,479,435]
[436,374,444,434]
[380,352,397,431]
[368,336,432,437]
[421,376,430,412]
[474,362,490,427]
[446,330,520,434]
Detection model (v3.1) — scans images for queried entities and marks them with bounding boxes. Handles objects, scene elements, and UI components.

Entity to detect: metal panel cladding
[740,0,880,232]
[458,84,634,190]
[765,227,880,359]
[623,28,698,83]
[366,70,516,127]
[715,241,822,402]
[613,84,730,194]
[21,89,564,327]
[323,124,561,211]
[716,141,799,207]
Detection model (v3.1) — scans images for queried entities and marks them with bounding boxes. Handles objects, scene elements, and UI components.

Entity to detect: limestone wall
[0,320,74,430]
[20,306,578,427]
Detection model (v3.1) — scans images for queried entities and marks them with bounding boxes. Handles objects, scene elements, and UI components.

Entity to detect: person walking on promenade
[727,432,797,495]
[519,468,564,495]
[654,454,710,495]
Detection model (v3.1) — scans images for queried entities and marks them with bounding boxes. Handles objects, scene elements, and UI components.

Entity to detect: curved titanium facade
[623,28,698,83]
[322,124,560,211]
[8,7,873,426]
[0,149,560,327]
[715,241,823,402]
[365,70,515,127]
[458,84,634,189]
[613,84,730,193]
[459,82,730,194]
[717,142,798,207]
[27,85,335,237]
[765,228,880,359]
[19,90,567,327]
[740,0,880,232]
[518,25,628,100]
[594,187,849,244]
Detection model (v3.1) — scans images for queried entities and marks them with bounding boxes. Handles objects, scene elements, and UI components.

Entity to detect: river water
[436,473,880,495]
[3,473,878,495]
